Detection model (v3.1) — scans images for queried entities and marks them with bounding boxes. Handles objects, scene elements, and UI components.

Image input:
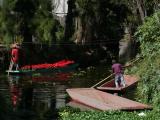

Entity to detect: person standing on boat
[9,43,20,71]
[112,59,126,88]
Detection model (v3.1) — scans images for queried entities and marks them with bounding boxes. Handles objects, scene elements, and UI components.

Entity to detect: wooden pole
[124,57,141,67]
[91,73,114,88]
[91,56,141,88]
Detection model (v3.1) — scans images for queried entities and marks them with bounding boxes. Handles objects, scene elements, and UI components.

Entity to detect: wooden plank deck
[66,88,152,111]
[67,100,97,111]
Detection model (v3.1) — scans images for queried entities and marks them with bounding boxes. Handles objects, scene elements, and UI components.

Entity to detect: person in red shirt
[9,43,20,71]
[112,59,126,88]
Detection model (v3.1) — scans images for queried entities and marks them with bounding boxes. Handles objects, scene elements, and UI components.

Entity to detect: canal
[0,65,110,120]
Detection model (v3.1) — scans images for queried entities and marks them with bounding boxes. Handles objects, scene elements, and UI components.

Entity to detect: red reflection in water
[21,60,74,70]
[31,72,73,82]
[10,84,20,107]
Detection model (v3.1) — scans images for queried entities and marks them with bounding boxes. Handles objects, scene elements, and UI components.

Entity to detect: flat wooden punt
[67,100,97,111]
[96,75,138,93]
[66,88,152,111]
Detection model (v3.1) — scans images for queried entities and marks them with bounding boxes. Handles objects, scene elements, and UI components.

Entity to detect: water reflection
[0,66,110,119]
[0,75,12,120]
[20,77,33,110]
[32,82,55,109]
[31,73,72,82]
[54,83,67,108]
[8,75,21,110]
[5,72,72,119]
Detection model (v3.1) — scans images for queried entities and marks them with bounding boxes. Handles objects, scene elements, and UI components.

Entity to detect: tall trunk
[119,24,135,63]
[136,0,145,22]
[64,0,74,41]
[74,16,93,45]
[74,17,83,44]
[85,18,93,45]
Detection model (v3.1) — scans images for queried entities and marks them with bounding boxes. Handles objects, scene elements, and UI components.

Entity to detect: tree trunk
[136,0,145,22]
[119,24,136,63]
[74,16,94,45]
[74,17,83,44]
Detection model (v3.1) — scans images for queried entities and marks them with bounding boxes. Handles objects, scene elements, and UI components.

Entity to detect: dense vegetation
[130,11,160,109]
[59,107,160,120]
[0,0,63,45]
[0,0,159,46]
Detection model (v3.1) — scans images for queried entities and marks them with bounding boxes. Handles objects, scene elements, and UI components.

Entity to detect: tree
[72,0,128,45]
[0,0,64,46]
[0,0,18,45]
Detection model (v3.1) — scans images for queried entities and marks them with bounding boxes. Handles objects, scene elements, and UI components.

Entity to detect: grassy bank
[59,107,159,120]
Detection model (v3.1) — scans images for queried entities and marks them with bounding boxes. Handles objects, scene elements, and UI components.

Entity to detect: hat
[11,43,20,48]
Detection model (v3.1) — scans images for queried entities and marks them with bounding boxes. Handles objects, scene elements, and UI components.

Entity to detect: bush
[59,107,160,120]
[129,11,160,109]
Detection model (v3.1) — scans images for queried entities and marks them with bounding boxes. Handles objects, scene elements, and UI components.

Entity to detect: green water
[0,66,110,120]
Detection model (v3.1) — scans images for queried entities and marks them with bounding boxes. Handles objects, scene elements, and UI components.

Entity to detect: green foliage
[74,0,128,42]
[59,107,160,120]
[33,17,55,43]
[56,26,65,42]
[0,0,17,44]
[129,11,160,109]
[136,13,160,41]
[0,0,64,45]
[3,0,17,11]
[32,0,63,44]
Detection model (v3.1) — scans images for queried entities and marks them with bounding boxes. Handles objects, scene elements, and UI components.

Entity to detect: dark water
[0,66,110,120]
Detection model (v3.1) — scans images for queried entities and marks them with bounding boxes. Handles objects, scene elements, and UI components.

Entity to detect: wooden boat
[66,88,152,111]
[96,75,138,93]
[6,63,78,75]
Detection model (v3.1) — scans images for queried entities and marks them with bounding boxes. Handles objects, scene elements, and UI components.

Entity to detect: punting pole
[91,73,114,88]
[91,56,142,88]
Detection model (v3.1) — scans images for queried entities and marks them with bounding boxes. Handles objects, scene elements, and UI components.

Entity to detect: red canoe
[96,75,138,93]
[66,88,152,111]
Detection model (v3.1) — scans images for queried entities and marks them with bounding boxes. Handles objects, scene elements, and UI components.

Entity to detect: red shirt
[11,48,19,63]
[112,63,123,75]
